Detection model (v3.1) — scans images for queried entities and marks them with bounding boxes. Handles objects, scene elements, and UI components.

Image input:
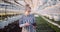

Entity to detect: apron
[22,27,29,32]
[22,27,36,32]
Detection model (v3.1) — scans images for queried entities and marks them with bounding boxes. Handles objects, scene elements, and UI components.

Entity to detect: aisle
[36,16,55,32]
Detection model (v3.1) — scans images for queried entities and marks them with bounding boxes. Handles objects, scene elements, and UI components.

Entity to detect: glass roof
[0,0,60,11]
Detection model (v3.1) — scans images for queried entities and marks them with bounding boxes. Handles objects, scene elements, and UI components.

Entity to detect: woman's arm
[19,16,30,27]
[19,22,30,27]
[32,15,37,28]
[19,16,26,27]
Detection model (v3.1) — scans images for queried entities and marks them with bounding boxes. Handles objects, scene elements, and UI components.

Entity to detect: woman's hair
[25,4,31,12]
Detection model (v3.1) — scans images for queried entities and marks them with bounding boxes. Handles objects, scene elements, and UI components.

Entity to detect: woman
[19,4,36,32]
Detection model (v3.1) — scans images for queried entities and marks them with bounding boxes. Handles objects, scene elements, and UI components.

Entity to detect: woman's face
[25,9,31,15]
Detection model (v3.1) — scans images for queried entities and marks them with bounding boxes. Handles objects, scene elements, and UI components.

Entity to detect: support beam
[2,0,24,7]
[14,0,24,7]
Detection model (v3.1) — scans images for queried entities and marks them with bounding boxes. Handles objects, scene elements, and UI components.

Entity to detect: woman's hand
[25,22,30,26]
[33,26,37,29]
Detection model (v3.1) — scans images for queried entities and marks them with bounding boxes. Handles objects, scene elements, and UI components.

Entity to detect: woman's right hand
[25,22,30,26]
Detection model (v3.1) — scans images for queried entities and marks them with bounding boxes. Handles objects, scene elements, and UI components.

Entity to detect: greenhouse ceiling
[0,0,60,11]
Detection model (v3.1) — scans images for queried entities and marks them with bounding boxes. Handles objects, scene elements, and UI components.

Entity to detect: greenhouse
[0,0,60,32]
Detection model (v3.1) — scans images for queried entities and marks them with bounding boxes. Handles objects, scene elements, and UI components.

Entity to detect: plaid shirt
[19,14,36,32]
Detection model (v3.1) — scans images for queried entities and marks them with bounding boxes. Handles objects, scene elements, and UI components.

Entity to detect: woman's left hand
[33,26,37,29]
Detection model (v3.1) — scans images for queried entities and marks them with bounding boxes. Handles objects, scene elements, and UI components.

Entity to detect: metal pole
[5,5,7,18]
